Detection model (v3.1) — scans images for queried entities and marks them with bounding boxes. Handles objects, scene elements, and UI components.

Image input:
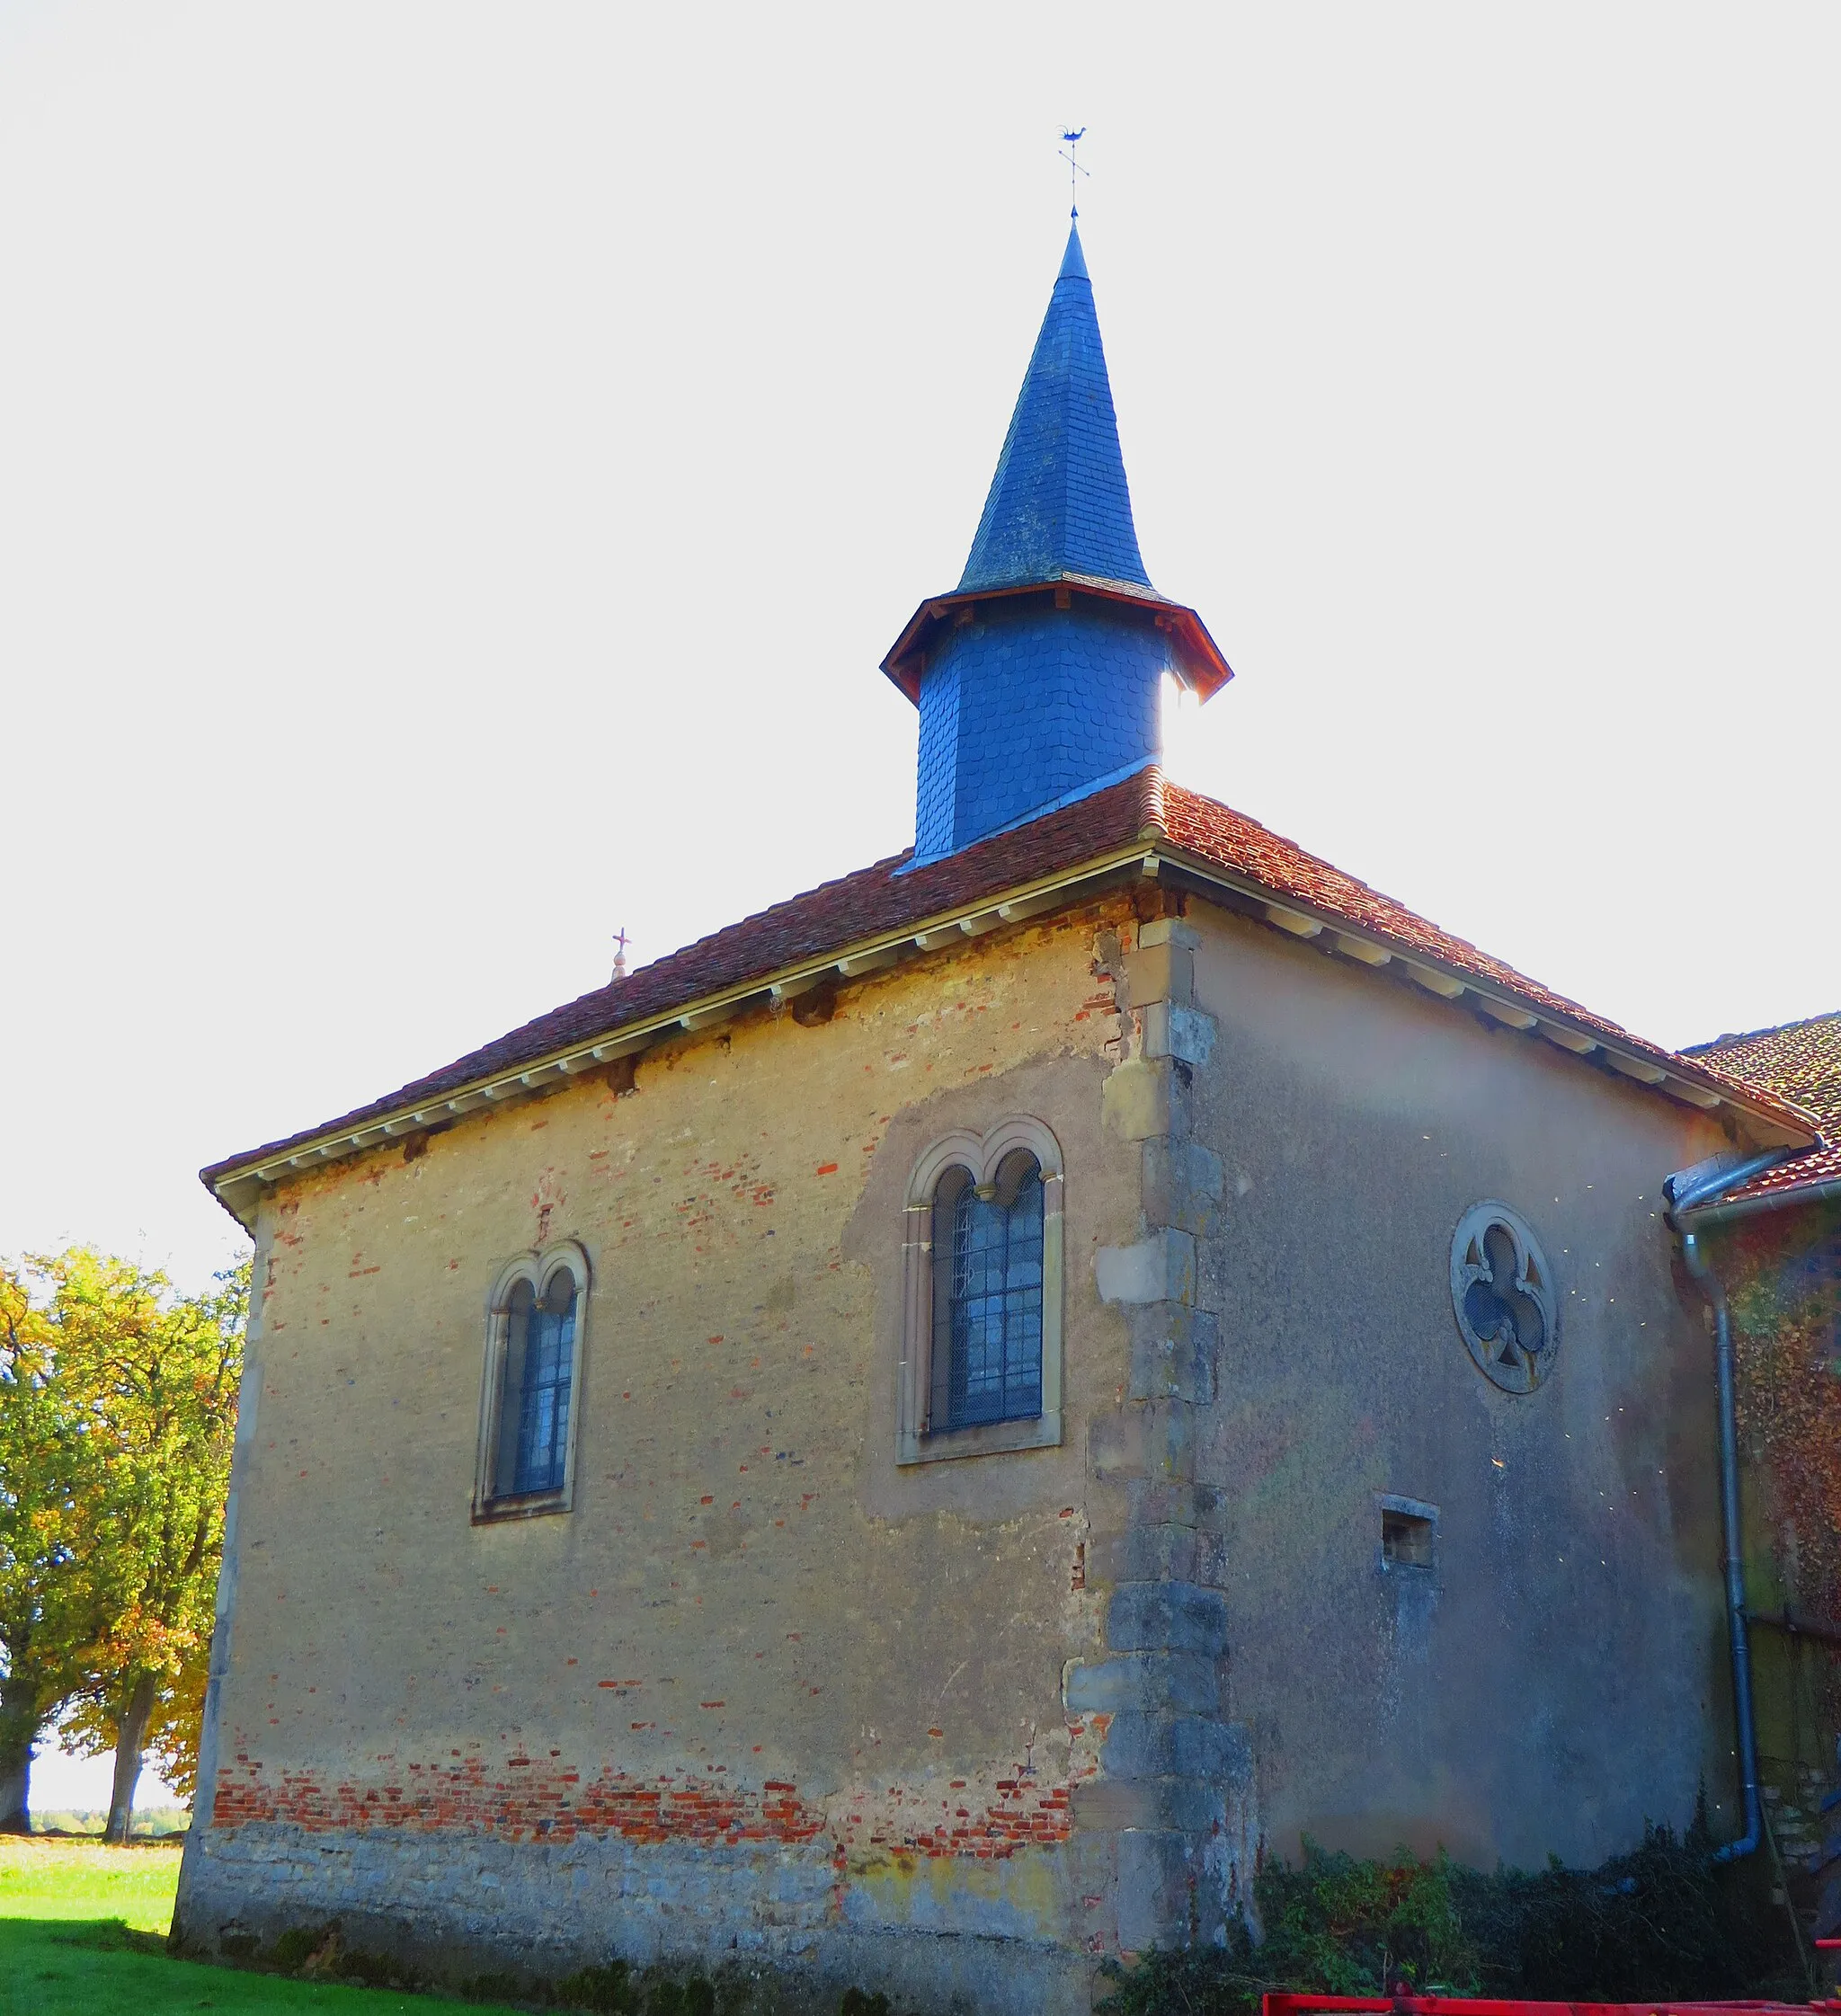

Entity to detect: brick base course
[207,1723,1104,1860]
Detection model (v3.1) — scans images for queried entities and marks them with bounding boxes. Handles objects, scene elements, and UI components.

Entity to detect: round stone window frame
[1449,1200,1559,1395]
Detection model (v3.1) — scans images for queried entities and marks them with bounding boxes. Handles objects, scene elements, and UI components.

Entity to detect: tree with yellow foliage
[0,1249,245,1837]
[0,1260,98,1830]
[57,1252,246,1840]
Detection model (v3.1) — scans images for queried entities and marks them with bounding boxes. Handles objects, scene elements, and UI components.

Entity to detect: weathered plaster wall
[1182,900,1738,1870]
[176,902,1148,2010]
[177,880,1771,2002]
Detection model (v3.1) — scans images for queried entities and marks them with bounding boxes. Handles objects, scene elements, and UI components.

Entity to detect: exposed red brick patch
[210,1752,825,1848]
[209,1731,1098,1862]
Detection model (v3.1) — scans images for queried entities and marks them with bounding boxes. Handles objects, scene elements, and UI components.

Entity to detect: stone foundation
[174,1821,1100,2015]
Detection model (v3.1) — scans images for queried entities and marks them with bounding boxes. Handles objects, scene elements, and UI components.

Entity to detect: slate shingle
[957,224,1150,594]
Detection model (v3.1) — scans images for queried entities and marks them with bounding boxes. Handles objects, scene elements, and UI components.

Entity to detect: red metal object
[1261,1996,1841,2016]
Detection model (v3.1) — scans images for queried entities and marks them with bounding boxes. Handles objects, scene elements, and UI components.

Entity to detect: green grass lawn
[0,1837,527,2016]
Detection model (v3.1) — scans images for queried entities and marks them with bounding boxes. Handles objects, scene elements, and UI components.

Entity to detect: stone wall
[1180,898,1739,1869]
[176,879,1765,2004]
[177,1822,1091,2010]
[177,899,1156,2012]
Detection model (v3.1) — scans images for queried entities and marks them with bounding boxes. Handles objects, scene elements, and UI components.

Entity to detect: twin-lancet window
[900,1117,1065,1464]
[930,1154,1045,1429]
[474,1241,590,1520]
[472,1123,1066,1513]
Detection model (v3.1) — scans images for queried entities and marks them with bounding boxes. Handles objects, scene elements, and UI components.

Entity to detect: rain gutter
[1675,1172,1841,1230]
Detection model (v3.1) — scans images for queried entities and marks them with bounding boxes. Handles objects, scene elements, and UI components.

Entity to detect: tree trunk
[103,1673,156,1845]
[0,1722,32,1834]
[0,1667,45,1834]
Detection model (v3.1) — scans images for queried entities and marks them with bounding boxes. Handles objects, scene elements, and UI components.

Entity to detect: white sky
[28,1726,174,1816]
[3,1,1837,1328]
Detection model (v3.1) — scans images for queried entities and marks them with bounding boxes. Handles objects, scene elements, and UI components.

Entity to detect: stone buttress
[1080,906,1257,1946]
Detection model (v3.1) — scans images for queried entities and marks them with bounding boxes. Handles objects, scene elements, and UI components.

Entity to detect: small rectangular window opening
[1381,1507,1435,1569]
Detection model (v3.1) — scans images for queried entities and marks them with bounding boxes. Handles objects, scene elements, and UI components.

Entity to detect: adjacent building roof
[1681,1012,1841,1215]
[202,768,1819,1226]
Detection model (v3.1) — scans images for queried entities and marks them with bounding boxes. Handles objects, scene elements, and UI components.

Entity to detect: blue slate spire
[882,222,1232,870]
[957,220,1151,594]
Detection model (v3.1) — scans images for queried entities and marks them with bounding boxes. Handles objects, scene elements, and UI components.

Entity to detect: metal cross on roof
[612,928,630,980]
[1059,128,1089,218]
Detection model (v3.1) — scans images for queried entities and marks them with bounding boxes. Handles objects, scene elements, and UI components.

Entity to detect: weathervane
[1059,128,1089,218]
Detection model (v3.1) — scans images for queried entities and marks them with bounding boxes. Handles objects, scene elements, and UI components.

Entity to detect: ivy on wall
[1098,1824,1798,2015]
[1720,1202,1841,1746]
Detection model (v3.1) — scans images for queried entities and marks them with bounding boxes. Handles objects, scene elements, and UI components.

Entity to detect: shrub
[268,1923,329,1973]
[335,1942,414,1989]
[557,1958,637,2013]
[648,1978,716,2016]
[1098,1820,1800,2016]
[554,1960,725,2015]
[1453,1820,1783,2000]
[1258,1839,1476,1994]
[462,1971,523,2004]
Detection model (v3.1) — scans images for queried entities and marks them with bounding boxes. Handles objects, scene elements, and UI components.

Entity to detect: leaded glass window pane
[929,1152,1044,1431]
[497,1271,575,1496]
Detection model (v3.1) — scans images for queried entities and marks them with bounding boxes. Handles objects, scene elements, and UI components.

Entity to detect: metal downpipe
[1667,1149,1788,1863]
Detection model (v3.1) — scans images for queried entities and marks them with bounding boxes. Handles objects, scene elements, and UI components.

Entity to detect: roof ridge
[1683,1008,1841,1057]
[467,847,920,1059]
[642,848,913,975]
[204,763,1818,1208]
[1136,763,1168,839]
[1161,778,1521,978]
[1156,776,1670,1050]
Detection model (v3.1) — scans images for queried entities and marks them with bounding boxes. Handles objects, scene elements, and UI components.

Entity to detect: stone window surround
[472,1239,592,1523]
[897,1116,1065,1465]
[1450,1198,1559,1395]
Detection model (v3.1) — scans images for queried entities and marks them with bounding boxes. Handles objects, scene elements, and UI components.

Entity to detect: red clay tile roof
[1157,786,1676,1057]
[203,767,1815,1192]
[1683,1013,1841,1210]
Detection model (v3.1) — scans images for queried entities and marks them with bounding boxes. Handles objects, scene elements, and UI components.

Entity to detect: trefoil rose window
[1450,1202,1557,1394]
[475,1240,591,1520]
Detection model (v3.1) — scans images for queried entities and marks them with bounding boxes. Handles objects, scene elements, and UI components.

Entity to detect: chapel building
[175,222,1824,2012]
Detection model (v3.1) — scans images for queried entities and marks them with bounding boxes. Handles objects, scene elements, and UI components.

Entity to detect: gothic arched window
[474,1240,591,1519]
[898,1118,1064,1464]
[930,1152,1045,1430]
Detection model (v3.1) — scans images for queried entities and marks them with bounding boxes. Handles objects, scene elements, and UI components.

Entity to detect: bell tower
[882,222,1231,866]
